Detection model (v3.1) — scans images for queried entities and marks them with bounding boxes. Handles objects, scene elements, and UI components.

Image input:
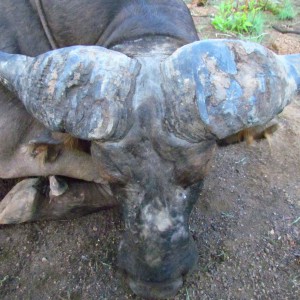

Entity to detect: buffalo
[0,0,299,298]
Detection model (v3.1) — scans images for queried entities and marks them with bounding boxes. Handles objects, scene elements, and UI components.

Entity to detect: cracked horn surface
[161,39,298,140]
[0,46,140,141]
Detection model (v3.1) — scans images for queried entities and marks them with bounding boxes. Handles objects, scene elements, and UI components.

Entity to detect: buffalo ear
[0,46,140,141]
[161,39,299,140]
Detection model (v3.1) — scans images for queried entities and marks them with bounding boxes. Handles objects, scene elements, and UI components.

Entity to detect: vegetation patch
[212,0,297,37]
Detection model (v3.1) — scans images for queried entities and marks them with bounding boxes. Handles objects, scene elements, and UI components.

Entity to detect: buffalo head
[0,39,299,298]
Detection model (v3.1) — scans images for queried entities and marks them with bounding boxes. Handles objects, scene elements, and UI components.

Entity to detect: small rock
[42,257,48,263]
[92,226,98,231]
[81,255,89,261]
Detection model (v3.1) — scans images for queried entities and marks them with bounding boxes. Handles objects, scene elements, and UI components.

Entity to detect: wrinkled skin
[0,1,206,298]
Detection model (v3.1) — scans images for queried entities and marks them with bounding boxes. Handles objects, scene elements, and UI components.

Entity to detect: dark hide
[0,0,198,55]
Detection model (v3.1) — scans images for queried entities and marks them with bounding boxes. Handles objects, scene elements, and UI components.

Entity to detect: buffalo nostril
[128,277,183,299]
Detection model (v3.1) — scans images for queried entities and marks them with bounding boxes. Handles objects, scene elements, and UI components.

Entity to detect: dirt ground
[1,1,300,299]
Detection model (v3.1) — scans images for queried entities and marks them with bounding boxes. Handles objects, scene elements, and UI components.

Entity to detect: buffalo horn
[161,40,299,140]
[0,46,140,140]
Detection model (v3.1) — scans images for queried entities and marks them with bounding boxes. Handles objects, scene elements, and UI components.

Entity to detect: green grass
[0,275,9,287]
[291,216,300,225]
[212,0,297,37]
[278,0,297,20]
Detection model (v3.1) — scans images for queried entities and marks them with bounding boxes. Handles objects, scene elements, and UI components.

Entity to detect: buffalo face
[92,137,213,297]
[92,133,215,298]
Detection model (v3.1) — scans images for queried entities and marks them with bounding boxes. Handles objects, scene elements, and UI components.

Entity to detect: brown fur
[218,122,279,146]
[29,134,82,165]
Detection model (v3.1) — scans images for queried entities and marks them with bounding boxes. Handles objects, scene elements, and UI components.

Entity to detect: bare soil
[1,1,300,299]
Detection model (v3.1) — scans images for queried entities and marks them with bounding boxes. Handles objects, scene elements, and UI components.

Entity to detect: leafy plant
[257,0,281,14]
[212,0,297,36]
[212,0,265,35]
